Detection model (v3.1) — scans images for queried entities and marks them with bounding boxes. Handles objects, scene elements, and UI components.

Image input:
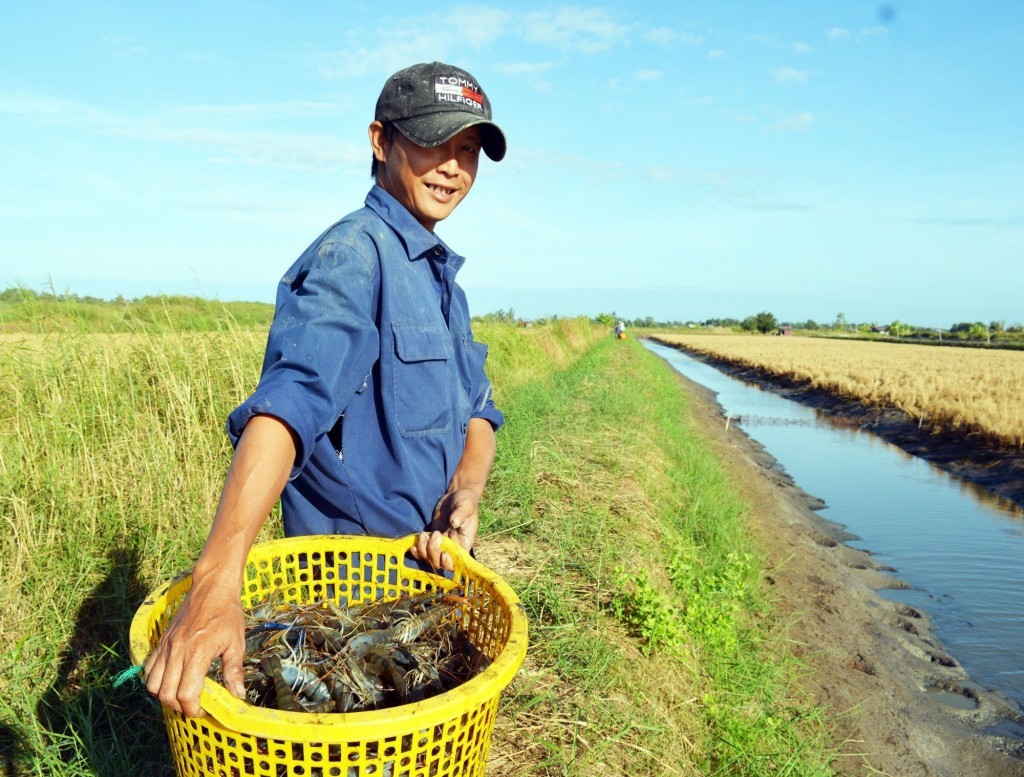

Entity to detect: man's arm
[413,417,496,571]
[144,414,297,717]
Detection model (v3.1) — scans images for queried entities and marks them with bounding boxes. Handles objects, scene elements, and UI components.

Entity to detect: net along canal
[644,339,1024,738]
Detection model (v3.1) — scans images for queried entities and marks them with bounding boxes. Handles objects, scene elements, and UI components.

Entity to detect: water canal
[643,339,1024,716]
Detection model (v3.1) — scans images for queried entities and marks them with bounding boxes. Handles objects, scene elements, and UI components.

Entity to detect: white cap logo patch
[434,75,484,113]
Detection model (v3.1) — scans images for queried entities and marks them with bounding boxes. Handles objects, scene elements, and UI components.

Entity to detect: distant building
[778,326,793,336]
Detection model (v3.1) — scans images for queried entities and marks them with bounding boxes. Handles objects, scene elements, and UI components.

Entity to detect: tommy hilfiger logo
[434,75,484,112]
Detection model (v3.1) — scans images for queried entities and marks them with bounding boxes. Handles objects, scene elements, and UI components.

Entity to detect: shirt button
[432,246,444,257]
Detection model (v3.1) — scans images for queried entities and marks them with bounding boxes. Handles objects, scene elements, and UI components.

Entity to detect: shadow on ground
[34,541,174,776]
[0,723,25,777]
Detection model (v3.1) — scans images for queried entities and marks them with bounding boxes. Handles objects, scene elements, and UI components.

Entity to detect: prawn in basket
[208,587,492,713]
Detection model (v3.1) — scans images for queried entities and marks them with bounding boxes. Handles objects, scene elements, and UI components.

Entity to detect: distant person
[144,62,506,717]
[615,319,626,339]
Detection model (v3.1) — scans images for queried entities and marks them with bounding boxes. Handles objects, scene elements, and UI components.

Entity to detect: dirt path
[674,360,1024,776]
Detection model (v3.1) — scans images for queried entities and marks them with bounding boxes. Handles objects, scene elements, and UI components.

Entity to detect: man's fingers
[409,531,430,565]
[412,530,449,571]
[427,530,444,567]
[174,663,209,718]
[144,653,166,701]
[152,652,185,714]
[222,641,247,700]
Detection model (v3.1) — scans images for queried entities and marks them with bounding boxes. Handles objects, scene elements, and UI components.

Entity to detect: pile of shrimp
[208,588,490,713]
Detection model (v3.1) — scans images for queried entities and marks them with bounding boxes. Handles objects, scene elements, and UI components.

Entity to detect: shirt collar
[365,186,465,271]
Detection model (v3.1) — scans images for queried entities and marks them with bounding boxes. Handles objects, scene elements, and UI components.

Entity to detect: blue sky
[1,1,1021,327]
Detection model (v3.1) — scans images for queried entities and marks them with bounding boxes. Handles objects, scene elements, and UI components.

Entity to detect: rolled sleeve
[227,239,380,477]
[468,342,504,432]
[472,399,504,431]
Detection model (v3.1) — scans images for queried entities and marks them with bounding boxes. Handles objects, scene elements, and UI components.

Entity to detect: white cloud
[642,26,703,47]
[316,32,446,80]
[768,111,814,132]
[635,69,663,82]
[522,7,633,53]
[496,61,555,77]
[446,6,514,45]
[0,92,107,123]
[827,25,889,42]
[745,201,813,212]
[182,49,224,66]
[516,148,786,210]
[108,37,148,57]
[316,7,512,79]
[793,42,812,54]
[0,90,364,171]
[174,101,348,119]
[314,6,708,80]
[511,147,628,182]
[640,165,793,209]
[745,33,773,47]
[708,49,726,59]
[773,66,811,84]
[118,125,364,171]
[860,25,888,37]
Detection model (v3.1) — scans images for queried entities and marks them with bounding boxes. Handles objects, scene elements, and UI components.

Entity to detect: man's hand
[411,418,495,572]
[412,488,481,571]
[143,580,247,717]
[144,414,297,716]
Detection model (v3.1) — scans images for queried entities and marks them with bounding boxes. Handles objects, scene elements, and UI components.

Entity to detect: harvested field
[653,334,1024,449]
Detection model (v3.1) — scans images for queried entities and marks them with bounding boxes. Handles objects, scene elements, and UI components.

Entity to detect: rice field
[653,334,1024,449]
[0,316,836,774]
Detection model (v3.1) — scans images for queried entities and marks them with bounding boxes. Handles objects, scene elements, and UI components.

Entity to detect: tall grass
[0,289,274,334]
[0,306,834,775]
[0,322,267,774]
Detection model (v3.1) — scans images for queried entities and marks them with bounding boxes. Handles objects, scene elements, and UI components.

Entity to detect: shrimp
[209,586,485,714]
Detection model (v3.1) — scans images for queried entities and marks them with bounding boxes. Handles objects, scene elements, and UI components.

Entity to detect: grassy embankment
[0,299,834,775]
[652,333,1024,449]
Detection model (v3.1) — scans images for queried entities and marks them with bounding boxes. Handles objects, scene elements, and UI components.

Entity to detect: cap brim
[394,113,507,162]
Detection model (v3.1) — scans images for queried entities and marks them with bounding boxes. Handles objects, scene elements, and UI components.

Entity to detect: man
[144,62,506,717]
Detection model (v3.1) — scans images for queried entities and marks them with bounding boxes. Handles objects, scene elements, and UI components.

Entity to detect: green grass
[0,300,835,775]
[480,336,834,775]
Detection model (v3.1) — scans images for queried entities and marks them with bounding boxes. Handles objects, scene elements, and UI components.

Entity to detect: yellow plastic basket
[130,534,528,777]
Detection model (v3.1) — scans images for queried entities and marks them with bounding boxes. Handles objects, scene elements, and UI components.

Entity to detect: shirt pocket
[391,322,455,437]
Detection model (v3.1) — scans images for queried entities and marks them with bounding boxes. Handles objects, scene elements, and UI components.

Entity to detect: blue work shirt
[227,186,503,538]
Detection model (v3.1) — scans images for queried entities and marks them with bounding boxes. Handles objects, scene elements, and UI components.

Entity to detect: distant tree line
[582,307,1024,346]
[6,289,1019,344]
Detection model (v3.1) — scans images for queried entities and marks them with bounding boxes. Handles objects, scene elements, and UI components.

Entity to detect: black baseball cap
[375,62,507,162]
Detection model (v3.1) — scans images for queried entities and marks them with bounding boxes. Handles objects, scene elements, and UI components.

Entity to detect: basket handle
[392,531,473,571]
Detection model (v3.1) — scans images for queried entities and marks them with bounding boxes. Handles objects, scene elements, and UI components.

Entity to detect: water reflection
[645,340,1024,711]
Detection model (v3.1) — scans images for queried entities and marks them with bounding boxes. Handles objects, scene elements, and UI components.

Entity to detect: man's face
[371,123,481,232]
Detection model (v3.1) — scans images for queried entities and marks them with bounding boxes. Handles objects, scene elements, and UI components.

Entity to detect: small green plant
[669,550,753,654]
[610,566,688,655]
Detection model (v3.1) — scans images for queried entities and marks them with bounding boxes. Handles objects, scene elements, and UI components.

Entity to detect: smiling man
[144,62,507,717]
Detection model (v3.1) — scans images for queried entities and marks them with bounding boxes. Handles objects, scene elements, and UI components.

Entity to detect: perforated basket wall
[130,534,528,777]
